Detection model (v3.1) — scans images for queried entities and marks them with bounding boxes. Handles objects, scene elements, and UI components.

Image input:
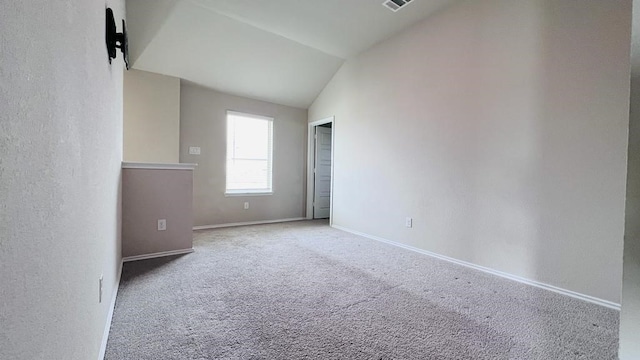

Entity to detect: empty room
[2,0,640,359]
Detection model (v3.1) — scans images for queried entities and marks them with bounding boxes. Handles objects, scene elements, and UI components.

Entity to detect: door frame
[307,116,335,224]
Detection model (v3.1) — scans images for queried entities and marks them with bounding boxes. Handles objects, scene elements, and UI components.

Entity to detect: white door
[314,126,332,219]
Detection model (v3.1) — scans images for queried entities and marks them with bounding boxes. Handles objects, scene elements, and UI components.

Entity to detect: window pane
[226,112,273,193]
[230,116,269,159]
[226,159,269,190]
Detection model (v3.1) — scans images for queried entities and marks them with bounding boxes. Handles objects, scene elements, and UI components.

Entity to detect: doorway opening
[306,117,334,223]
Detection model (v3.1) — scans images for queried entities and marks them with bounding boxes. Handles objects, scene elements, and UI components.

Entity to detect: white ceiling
[126,0,458,108]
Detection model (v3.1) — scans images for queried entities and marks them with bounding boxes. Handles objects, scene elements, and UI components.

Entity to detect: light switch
[189,146,201,155]
[405,217,413,228]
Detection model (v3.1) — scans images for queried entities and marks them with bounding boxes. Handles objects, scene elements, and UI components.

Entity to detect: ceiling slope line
[128,0,182,68]
[181,0,346,61]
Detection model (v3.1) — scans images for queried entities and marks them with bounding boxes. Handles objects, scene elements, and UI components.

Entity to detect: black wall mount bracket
[106,8,129,70]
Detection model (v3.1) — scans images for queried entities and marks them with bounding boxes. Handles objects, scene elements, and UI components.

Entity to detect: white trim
[227,110,274,122]
[193,217,305,230]
[122,248,194,263]
[122,162,197,170]
[308,118,334,127]
[225,191,273,197]
[98,261,122,360]
[225,110,274,194]
[306,117,335,226]
[332,225,621,311]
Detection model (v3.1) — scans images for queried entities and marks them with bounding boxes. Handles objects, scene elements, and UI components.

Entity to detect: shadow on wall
[620,76,640,359]
[120,254,190,282]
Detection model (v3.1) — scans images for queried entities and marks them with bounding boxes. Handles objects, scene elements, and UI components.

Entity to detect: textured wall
[124,69,181,163]
[0,0,125,359]
[309,0,631,303]
[621,76,640,359]
[122,167,193,257]
[180,83,307,226]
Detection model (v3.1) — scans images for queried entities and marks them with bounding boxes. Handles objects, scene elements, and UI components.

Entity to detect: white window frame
[225,110,274,196]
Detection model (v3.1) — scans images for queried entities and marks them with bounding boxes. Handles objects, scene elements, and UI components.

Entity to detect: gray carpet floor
[105,220,619,359]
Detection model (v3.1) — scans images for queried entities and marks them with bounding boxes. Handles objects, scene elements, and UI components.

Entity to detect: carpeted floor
[105,220,619,359]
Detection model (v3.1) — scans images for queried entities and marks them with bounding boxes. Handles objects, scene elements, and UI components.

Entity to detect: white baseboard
[98,260,122,360]
[193,217,305,230]
[332,225,621,311]
[122,248,194,263]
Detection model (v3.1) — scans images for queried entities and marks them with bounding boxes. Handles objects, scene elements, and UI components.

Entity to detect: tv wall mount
[106,8,129,70]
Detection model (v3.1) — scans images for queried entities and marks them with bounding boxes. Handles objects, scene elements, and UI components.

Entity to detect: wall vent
[382,0,413,12]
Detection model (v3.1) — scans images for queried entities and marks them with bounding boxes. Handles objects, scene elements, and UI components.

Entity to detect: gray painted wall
[180,83,307,226]
[309,0,631,303]
[621,76,640,359]
[0,1,125,359]
[124,69,181,163]
[122,167,194,257]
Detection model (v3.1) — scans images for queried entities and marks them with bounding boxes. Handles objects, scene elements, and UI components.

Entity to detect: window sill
[225,191,273,197]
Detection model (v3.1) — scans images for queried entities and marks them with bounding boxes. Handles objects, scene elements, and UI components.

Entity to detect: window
[226,111,273,194]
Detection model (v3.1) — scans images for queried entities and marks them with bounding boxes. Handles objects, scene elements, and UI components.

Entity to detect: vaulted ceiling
[126,0,458,108]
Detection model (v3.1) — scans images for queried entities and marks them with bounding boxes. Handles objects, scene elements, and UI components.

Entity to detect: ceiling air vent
[382,0,413,12]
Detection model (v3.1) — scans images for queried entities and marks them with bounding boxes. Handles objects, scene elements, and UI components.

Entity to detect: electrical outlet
[158,219,167,231]
[99,274,104,303]
[244,202,249,210]
[189,146,201,155]
[405,217,413,228]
